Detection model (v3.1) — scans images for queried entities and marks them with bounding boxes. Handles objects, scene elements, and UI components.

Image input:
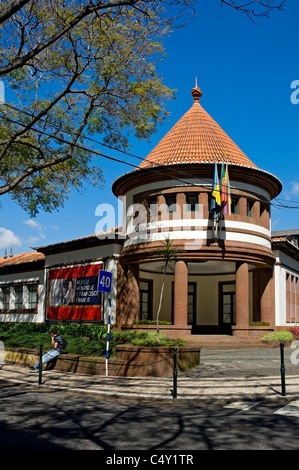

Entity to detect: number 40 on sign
[98,270,112,293]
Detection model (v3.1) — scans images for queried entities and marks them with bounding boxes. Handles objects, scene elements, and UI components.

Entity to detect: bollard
[39,344,43,385]
[173,347,178,399]
[280,342,286,396]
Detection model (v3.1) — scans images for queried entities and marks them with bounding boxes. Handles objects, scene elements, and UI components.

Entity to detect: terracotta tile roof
[0,251,45,268]
[139,86,258,170]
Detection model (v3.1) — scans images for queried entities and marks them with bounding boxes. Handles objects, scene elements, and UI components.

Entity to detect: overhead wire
[0,103,298,210]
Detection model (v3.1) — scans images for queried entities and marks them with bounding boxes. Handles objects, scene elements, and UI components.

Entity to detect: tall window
[2,286,10,310]
[165,195,177,213]
[139,280,153,321]
[219,283,236,334]
[28,284,38,310]
[247,200,254,217]
[187,283,196,326]
[186,194,198,212]
[14,285,24,309]
[231,197,239,215]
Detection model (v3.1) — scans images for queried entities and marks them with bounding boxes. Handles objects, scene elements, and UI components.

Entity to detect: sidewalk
[1,347,299,403]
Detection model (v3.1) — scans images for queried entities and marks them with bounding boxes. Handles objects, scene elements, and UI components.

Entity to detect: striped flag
[210,159,221,217]
[221,160,231,215]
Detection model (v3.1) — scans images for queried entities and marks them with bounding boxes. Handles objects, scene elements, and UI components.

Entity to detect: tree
[0,0,192,215]
[0,0,285,215]
[154,237,179,341]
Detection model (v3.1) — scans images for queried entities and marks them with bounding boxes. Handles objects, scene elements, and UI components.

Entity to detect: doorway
[219,282,236,335]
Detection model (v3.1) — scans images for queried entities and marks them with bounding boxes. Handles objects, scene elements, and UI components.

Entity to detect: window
[219,283,236,334]
[139,280,153,321]
[2,286,10,310]
[231,197,239,215]
[147,197,157,218]
[186,194,198,212]
[187,283,196,325]
[28,284,38,310]
[14,285,24,309]
[165,196,177,213]
[0,282,38,312]
[247,200,254,217]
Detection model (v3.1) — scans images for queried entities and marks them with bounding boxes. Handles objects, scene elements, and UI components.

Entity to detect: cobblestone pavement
[1,346,299,403]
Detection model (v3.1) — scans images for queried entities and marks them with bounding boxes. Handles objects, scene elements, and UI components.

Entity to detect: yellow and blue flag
[210,160,221,217]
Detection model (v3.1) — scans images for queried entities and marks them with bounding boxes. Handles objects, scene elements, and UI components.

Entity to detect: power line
[0,107,298,210]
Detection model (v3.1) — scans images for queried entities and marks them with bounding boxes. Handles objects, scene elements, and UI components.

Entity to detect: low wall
[232,326,274,338]
[121,324,192,338]
[4,345,200,377]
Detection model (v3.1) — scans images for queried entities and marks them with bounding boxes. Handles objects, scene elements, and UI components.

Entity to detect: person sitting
[28,328,67,371]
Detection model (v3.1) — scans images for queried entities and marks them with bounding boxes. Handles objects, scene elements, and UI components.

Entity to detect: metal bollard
[280,342,286,396]
[39,344,43,385]
[173,347,177,399]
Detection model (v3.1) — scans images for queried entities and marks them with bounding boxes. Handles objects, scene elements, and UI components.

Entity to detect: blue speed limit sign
[98,270,112,293]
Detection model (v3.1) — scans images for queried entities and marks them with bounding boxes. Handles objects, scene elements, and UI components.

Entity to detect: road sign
[98,270,112,293]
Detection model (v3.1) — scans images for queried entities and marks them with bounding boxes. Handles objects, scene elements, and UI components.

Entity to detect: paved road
[191,346,299,378]
[1,381,299,451]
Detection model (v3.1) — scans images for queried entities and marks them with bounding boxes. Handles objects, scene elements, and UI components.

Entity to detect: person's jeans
[33,349,60,369]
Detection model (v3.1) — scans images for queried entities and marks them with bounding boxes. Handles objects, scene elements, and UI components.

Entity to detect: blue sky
[1,0,299,256]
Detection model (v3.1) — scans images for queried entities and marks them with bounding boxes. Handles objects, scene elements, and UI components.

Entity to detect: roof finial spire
[191,77,202,102]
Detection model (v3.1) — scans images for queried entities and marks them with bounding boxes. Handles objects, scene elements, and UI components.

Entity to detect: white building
[0,85,298,342]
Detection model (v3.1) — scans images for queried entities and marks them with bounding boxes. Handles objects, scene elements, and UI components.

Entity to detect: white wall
[44,244,122,325]
[274,249,299,326]
[0,269,45,323]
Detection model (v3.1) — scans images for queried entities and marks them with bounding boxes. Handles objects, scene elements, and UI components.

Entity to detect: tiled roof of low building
[0,251,45,267]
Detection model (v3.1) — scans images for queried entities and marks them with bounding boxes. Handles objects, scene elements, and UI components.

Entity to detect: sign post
[98,270,113,377]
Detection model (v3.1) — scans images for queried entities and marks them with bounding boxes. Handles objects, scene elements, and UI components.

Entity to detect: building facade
[0,85,298,339]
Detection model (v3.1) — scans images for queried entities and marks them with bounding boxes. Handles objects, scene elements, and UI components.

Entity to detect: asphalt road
[1,380,299,452]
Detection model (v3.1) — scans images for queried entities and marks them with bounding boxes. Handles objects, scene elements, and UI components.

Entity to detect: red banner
[47,263,102,321]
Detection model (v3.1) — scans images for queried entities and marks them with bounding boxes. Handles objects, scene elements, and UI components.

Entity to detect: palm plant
[154,237,179,341]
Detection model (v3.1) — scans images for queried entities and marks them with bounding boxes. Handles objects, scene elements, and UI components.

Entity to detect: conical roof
[138,85,258,170]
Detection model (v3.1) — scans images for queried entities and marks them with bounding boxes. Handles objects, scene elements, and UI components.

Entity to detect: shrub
[0,322,185,348]
[289,326,299,336]
[131,332,185,347]
[261,331,294,343]
[0,322,107,340]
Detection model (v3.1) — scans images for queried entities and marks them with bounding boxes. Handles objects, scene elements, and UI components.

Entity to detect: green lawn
[0,331,108,357]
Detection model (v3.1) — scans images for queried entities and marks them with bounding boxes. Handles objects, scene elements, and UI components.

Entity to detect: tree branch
[0,0,33,25]
[0,0,139,77]
[0,97,96,195]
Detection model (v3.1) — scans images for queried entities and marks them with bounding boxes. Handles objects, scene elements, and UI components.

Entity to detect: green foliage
[261,331,294,343]
[0,322,107,340]
[0,322,184,353]
[130,332,185,347]
[249,321,270,326]
[0,1,176,215]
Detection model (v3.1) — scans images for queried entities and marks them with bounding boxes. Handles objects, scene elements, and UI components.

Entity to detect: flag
[226,161,231,216]
[221,160,231,215]
[210,159,221,217]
